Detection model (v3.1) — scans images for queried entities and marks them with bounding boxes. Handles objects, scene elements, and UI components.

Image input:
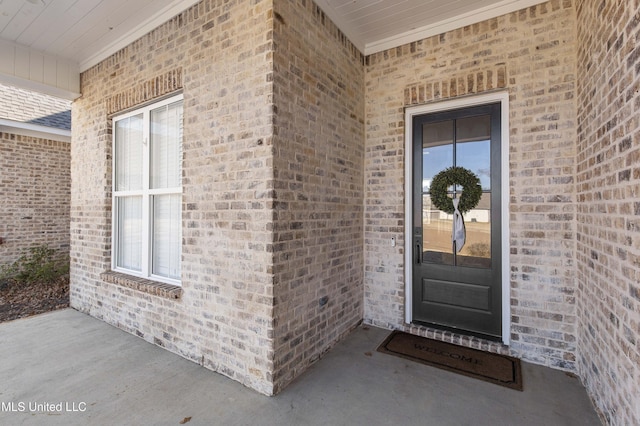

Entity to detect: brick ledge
[100,271,182,300]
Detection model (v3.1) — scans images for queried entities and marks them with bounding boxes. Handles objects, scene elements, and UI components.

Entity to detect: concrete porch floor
[0,309,601,426]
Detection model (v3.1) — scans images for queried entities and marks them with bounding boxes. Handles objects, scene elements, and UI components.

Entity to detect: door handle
[415,242,421,264]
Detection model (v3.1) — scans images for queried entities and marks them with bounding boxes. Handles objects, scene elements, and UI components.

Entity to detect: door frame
[404,91,511,345]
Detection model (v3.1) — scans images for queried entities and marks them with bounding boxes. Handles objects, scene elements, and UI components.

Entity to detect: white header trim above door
[404,91,511,345]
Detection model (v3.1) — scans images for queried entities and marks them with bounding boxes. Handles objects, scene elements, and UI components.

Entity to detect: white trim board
[404,91,511,345]
[0,118,71,143]
[0,40,80,99]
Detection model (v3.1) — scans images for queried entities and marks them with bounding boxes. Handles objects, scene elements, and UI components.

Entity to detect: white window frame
[111,94,183,286]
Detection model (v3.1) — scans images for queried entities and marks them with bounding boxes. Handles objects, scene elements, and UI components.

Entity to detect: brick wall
[364,0,579,369]
[71,0,277,394]
[70,0,640,416]
[270,0,364,392]
[576,1,640,424]
[72,0,364,396]
[0,133,70,266]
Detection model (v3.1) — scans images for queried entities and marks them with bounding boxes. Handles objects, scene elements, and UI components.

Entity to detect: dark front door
[412,103,502,340]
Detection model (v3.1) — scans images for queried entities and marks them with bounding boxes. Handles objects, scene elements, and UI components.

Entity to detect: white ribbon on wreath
[452,198,465,253]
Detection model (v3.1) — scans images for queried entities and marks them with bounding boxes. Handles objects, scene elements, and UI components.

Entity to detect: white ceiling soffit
[315,0,548,55]
[0,0,548,90]
[0,0,201,73]
[79,0,201,71]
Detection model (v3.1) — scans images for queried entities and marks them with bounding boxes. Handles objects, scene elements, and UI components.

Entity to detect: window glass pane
[457,193,492,268]
[112,96,183,283]
[116,196,142,271]
[152,194,181,280]
[422,120,453,192]
[456,115,491,190]
[151,101,183,189]
[115,114,143,191]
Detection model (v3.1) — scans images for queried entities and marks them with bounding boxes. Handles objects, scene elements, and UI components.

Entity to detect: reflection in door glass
[422,120,454,266]
[422,120,453,192]
[456,115,491,190]
[421,115,493,269]
[422,195,454,265]
[458,193,491,268]
[423,145,453,192]
[456,140,491,190]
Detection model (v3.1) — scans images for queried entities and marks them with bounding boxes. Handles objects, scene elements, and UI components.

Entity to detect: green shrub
[0,245,69,284]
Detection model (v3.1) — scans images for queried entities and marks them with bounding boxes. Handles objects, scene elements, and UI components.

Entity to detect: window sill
[100,271,182,300]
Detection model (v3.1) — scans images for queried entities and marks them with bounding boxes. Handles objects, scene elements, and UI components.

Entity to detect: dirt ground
[0,276,69,323]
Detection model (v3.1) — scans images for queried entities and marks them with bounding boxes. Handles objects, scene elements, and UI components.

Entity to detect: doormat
[377,331,522,391]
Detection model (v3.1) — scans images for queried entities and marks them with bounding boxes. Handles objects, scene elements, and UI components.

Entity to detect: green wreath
[429,166,482,214]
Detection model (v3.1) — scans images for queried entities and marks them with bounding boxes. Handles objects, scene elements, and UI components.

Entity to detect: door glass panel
[422,194,454,265]
[421,115,493,268]
[422,120,453,192]
[456,115,491,190]
[422,120,454,265]
[458,192,492,268]
[456,114,490,142]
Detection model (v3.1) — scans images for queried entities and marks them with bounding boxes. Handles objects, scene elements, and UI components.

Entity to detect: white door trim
[404,91,511,345]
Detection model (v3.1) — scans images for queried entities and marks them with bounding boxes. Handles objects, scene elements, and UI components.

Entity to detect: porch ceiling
[0,0,545,98]
[317,0,546,55]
